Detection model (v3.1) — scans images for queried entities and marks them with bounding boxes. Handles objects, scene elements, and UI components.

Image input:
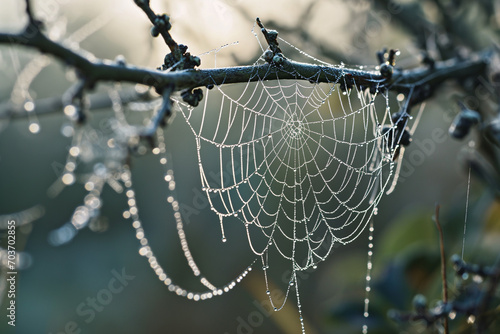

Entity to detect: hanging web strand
[175,35,418,333]
[120,126,255,301]
[363,219,375,334]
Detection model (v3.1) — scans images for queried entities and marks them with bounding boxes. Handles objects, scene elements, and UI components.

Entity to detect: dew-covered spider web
[1,9,420,332]
[169,37,417,332]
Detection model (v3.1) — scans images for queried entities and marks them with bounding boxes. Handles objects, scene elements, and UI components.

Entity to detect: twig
[140,85,173,137]
[25,0,34,22]
[133,0,178,53]
[62,79,90,122]
[433,204,449,334]
[256,18,282,55]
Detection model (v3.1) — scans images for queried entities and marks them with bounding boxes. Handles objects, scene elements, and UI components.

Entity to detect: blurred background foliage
[0,0,500,333]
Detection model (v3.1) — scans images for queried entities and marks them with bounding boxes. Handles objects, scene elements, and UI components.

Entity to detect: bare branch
[0,28,490,91]
[0,2,492,124]
[140,85,173,137]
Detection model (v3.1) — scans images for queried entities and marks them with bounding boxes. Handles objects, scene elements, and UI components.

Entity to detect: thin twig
[24,0,42,28]
[433,204,449,334]
[140,85,173,137]
[256,18,282,54]
[133,0,178,53]
[62,79,90,122]
[25,0,34,22]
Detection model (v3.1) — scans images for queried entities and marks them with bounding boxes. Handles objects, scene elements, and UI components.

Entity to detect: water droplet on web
[62,173,75,185]
[24,100,35,112]
[29,123,40,134]
[222,237,227,242]
[61,123,74,137]
[93,163,107,176]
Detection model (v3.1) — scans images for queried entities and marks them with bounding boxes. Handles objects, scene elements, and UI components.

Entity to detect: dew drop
[61,124,74,137]
[62,173,75,185]
[24,100,35,112]
[29,123,40,134]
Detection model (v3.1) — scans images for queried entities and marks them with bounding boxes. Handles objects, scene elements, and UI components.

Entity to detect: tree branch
[0,28,490,88]
[0,4,492,122]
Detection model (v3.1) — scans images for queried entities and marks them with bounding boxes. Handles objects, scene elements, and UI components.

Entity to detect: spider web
[174,39,412,330]
[0,7,417,330]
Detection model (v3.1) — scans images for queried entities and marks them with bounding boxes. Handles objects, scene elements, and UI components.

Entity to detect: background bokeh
[1,0,499,333]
